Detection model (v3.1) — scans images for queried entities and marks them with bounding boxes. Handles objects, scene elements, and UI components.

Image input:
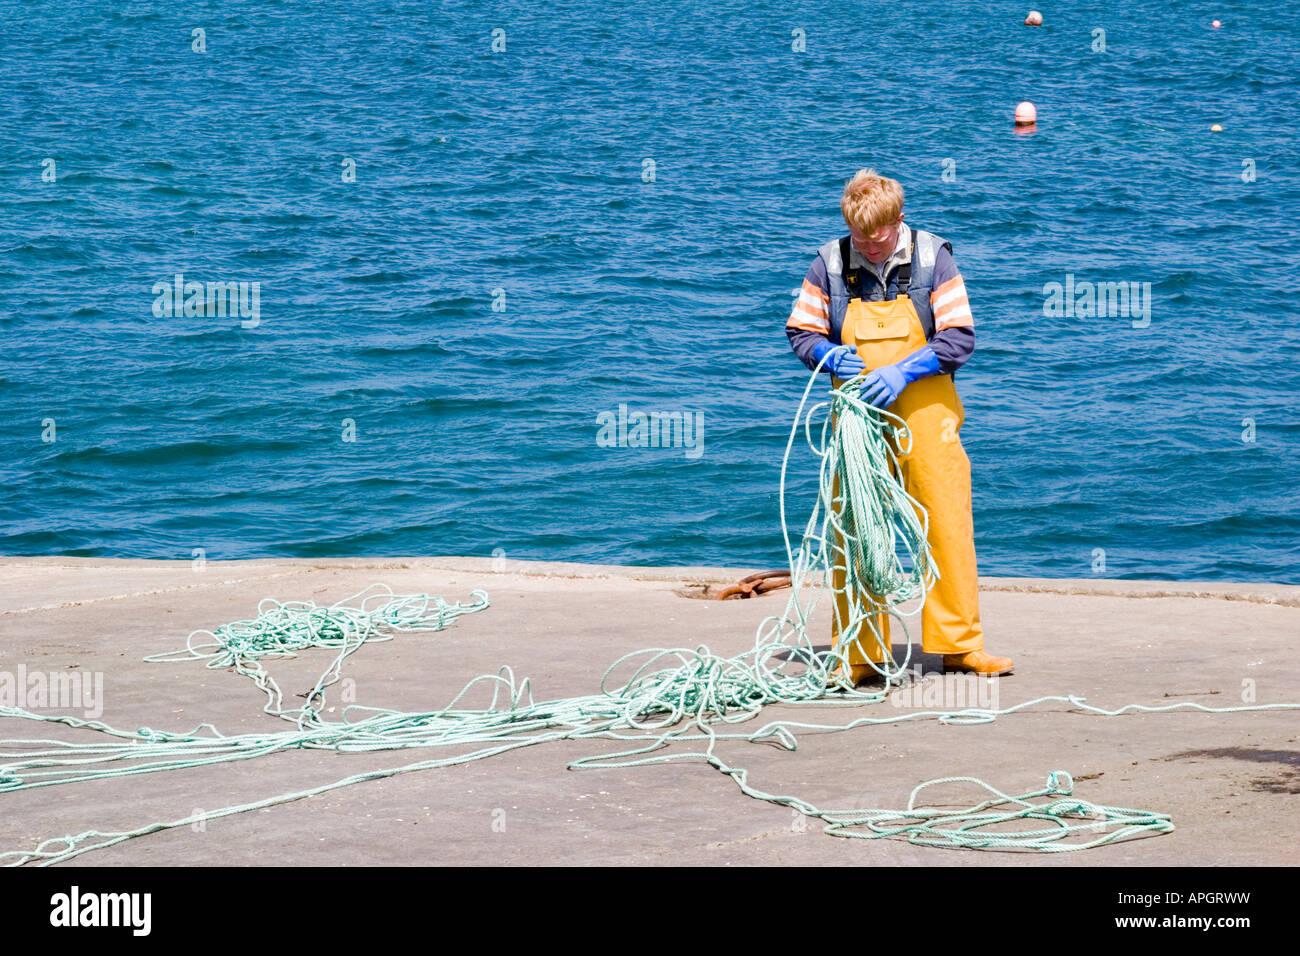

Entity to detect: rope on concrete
[2,361,1295,864]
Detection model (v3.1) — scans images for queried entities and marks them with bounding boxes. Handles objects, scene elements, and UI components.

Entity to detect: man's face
[849,216,903,264]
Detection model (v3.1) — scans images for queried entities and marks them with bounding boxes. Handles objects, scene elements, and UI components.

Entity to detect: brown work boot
[942,650,1014,676]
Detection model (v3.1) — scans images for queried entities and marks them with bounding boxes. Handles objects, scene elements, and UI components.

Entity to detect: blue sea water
[2,1,1298,583]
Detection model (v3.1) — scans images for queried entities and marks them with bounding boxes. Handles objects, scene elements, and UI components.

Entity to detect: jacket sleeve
[928,245,976,374]
[786,255,835,372]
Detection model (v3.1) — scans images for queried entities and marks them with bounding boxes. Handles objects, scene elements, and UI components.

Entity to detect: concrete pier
[1,557,1296,866]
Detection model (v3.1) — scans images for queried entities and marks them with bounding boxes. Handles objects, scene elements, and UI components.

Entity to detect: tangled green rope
[2,362,1295,864]
[820,772,1175,850]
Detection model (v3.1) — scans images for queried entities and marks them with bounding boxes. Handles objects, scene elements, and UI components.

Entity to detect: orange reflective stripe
[787,280,831,332]
[931,274,973,329]
[787,319,830,333]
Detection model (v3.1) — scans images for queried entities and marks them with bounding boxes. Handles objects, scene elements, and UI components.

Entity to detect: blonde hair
[840,169,904,234]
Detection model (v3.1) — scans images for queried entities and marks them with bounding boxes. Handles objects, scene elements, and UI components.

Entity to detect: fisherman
[786,168,1014,681]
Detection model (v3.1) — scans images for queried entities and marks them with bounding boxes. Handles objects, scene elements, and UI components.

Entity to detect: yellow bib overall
[831,294,984,678]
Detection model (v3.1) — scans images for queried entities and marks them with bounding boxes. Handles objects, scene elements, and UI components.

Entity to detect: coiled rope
[2,359,1295,864]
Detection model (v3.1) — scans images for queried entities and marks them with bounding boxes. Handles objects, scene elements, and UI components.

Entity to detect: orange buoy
[1015,101,1037,126]
[1025,10,1043,26]
[1211,124,1223,132]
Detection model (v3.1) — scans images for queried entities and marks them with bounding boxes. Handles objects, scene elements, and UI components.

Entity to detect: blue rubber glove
[860,346,941,408]
[811,340,866,378]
